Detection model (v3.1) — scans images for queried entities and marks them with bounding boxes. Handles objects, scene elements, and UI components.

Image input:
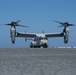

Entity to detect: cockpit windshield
[34,37,47,41]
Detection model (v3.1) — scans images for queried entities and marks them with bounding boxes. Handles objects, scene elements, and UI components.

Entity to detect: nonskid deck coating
[0,48,76,75]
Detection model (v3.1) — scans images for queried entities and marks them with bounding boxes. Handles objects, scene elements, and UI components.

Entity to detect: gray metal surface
[0,48,76,75]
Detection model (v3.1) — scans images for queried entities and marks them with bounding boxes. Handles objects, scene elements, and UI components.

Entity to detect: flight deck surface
[0,48,76,75]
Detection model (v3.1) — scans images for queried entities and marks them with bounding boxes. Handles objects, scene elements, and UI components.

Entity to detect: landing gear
[43,44,48,48]
[30,45,48,48]
[30,43,48,48]
[43,46,48,48]
[30,45,40,48]
[30,45,33,48]
[12,41,15,44]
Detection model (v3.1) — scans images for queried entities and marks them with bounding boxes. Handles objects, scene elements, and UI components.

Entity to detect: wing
[16,32,36,38]
[45,32,64,38]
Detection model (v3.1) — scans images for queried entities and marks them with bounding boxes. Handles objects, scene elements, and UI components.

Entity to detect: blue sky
[0,0,76,48]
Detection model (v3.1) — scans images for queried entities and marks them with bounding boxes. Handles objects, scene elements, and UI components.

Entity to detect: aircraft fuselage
[30,35,48,48]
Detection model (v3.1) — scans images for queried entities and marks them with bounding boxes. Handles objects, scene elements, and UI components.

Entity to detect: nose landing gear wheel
[43,46,48,48]
[30,45,40,48]
[43,44,48,48]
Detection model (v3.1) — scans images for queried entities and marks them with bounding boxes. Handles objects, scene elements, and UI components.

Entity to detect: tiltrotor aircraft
[1,20,75,48]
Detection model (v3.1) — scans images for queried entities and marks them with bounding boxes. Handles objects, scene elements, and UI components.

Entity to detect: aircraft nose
[44,40,48,44]
[41,39,48,45]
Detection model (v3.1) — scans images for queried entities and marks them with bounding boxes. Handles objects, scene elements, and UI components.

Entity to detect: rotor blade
[16,24,29,28]
[0,20,29,28]
[68,24,76,26]
[5,24,11,25]
[14,20,29,27]
[54,20,76,27]
[58,25,63,27]
[54,21,64,25]
[0,23,11,26]
[1,23,29,27]
[16,20,21,23]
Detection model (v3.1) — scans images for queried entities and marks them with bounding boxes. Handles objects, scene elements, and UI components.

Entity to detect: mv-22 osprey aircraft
[1,20,75,48]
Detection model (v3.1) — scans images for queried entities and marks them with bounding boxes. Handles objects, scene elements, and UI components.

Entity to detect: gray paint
[0,48,76,75]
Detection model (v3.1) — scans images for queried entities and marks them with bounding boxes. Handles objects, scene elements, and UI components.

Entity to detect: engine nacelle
[63,26,69,44]
[10,27,16,44]
[64,32,69,44]
[11,32,15,44]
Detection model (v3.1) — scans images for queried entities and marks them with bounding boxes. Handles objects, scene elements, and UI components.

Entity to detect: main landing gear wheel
[43,46,48,48]
[30,45,40,48]
[43,44,48,48]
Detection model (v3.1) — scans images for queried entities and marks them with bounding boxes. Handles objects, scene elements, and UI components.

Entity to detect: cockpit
[34,36,47,41]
